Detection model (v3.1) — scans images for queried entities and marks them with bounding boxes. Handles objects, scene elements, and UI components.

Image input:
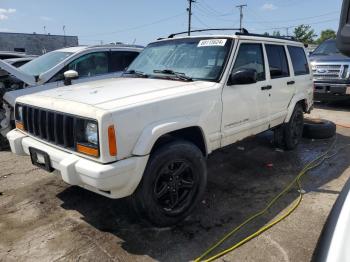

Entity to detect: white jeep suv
[7,31,313,226]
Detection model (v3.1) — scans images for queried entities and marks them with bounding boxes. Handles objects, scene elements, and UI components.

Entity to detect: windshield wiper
[153,69,193,81]
[123,69,149,78]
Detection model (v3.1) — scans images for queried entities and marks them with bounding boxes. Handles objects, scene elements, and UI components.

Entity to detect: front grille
[20,105,76,149]
[312,64,349,81]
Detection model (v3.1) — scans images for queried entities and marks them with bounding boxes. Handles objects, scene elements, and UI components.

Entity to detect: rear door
[265,44,295,126]
[221,41,270,147]
[287,45,313,104]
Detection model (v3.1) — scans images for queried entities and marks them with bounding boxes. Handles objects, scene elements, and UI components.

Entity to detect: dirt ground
[0,101,350,262]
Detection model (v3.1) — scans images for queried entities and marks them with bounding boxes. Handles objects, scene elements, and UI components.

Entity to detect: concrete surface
[0,101,349,262]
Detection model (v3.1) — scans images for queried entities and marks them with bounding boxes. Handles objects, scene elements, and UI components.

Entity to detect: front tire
[131,140,207,227]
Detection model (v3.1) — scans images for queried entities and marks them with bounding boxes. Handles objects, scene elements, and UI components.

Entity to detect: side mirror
[64,70,79,86]
[228,68,257,85]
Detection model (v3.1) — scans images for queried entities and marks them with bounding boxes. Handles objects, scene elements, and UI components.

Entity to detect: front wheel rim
[153,159,198,216]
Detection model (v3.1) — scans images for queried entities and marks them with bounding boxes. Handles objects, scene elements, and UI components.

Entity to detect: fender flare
[132,116,208,156]
[284,93,307,123]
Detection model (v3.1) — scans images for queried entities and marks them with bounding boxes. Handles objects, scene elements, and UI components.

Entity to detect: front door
[221,41,270,147]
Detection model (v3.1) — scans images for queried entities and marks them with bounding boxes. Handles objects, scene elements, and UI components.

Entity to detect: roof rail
[168,28,248,38]
[235,32,300,42]
[88,43,144,49]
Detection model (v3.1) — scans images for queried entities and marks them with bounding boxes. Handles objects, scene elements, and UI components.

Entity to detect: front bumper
[314,82,350,101]
[7,130,149,199]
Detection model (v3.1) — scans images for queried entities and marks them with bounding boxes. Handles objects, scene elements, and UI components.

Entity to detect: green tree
[272,31,281,37]
[293,24,317,44]
[317,29,336,44]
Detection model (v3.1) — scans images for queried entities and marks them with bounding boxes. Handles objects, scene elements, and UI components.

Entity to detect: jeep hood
[18,77,216,110]
[0,59,36,86]
[4,84,58,107]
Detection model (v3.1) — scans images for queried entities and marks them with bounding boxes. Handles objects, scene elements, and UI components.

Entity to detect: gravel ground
[0,101,349,262]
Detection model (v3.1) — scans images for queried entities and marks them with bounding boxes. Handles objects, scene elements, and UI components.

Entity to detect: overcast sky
[0,0,343,46]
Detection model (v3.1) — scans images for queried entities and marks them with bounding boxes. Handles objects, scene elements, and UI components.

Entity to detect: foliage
[293,24,317,44]
[316,29,336,44]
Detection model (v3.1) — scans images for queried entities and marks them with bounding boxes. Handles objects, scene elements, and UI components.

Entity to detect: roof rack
[164,28,303,44]
[167,28,248,38]
[235,32,300,42]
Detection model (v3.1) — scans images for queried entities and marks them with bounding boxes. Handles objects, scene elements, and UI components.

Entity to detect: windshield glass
[19,51,73,76]
[127,38,233,81]
[313,40,340,55]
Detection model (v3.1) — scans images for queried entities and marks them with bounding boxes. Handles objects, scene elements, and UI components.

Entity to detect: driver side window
[232,43,266,81]
[68,52,108,78]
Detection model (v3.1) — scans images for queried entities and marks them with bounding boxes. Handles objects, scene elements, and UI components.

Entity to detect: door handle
[261,85,272,90]
[287,81,295,85]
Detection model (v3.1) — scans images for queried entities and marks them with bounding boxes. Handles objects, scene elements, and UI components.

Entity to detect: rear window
[288,46,310,76]
[265,44,290,79]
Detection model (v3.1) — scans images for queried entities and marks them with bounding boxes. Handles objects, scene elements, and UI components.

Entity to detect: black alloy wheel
[131,140,207,227]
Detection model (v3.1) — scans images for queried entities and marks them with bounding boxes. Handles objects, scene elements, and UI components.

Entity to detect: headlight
[18,106,23,122]
[15,104,24,130]
[76,119,99,157]
[15,104,23,122]
[85,122,98,146]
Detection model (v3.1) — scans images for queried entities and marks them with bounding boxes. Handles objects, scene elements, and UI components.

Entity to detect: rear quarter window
[287,46,310,76]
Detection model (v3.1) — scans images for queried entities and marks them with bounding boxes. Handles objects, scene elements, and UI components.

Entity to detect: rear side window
[110,51,139,72]
[265,44,290,79]
[288,46,310,76]
[232,43,265,81]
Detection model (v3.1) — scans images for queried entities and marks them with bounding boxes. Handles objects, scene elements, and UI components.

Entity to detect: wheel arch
[132,118,208,157]
[284,94,309,123]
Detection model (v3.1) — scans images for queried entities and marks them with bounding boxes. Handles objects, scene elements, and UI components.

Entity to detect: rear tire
[274,104,304,150]
[284,104,304,150]
[131,140,207,227]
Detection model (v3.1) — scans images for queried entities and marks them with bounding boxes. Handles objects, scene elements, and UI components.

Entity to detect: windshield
[127,38,233,81]
[313,40,340,55]
[19,51,73,76]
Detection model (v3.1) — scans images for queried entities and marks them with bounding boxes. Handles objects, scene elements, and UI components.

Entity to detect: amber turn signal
[77,144,99,157]
[108,125,117,156]
[15,121,24,130]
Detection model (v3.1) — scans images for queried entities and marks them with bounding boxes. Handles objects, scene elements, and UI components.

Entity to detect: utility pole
[63,25,67,46]
[236,4,247,32]
[187,0,196,36]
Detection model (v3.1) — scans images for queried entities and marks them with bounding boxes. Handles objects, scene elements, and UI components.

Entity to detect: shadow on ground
[57,126,350,261]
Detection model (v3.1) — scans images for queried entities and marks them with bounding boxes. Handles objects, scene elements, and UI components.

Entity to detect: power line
[79,12,186,38]
[193,14,212,28]
[245,10,339,24]
[260,18,339,31]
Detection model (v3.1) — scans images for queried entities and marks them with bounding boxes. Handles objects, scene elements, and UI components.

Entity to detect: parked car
[7,31,313,226]
[312,177,350,262]
[310,39,350,102]
[0,51,29,60]
[0,57,37,89]
[0,44,143,147]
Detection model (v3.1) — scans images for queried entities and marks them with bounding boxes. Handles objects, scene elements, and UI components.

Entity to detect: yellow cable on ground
[194,136,345,262]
